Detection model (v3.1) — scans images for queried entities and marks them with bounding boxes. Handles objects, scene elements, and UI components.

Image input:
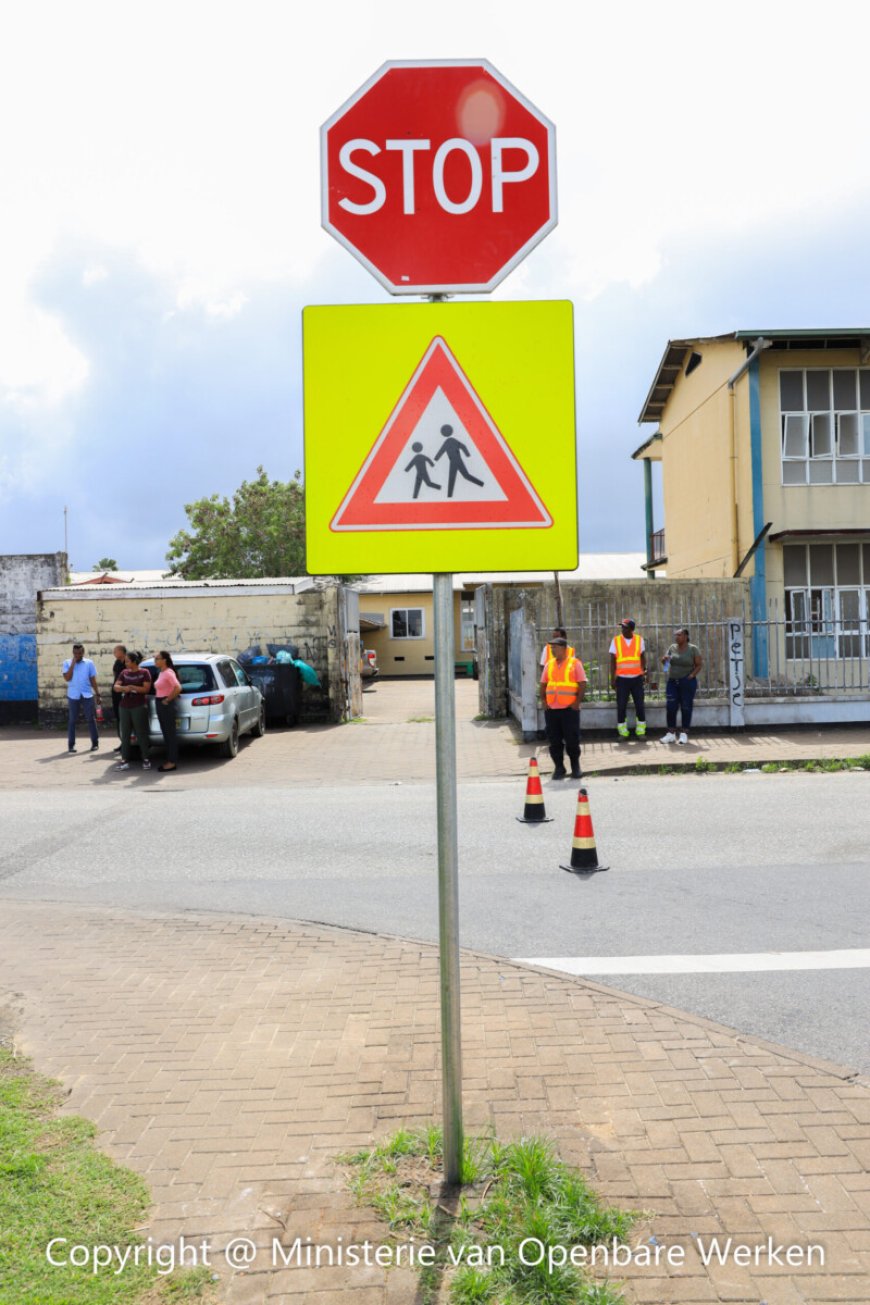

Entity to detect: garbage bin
[246,661,302,727]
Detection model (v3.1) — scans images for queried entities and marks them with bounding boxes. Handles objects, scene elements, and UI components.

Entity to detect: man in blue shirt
[62,643,103,753]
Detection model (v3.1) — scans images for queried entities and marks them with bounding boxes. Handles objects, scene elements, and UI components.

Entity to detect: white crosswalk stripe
[515,949,870,975]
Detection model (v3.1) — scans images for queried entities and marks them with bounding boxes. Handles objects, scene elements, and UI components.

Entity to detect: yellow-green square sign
[303,300,577,574]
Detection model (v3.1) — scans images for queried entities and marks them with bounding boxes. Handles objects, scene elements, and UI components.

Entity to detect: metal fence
[750,606,870,696]
[549,619,733,702]
[541,610,870,702]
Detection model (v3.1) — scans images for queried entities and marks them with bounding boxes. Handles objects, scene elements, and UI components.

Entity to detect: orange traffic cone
[516,756,553,824]
[561,787,608,873]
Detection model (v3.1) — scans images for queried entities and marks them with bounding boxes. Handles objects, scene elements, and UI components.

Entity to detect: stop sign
[321,60,557,295]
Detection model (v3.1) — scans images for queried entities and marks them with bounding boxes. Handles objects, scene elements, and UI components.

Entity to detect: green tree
[92,557,119,571]
[166,468,307,579]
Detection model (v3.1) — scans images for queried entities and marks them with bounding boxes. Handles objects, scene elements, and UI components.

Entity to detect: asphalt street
[1,771,868,1072]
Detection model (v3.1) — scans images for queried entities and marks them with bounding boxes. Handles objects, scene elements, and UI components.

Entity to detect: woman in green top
[661,628,702,745]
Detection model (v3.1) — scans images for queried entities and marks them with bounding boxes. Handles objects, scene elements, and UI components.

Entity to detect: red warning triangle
[331,336,552,532]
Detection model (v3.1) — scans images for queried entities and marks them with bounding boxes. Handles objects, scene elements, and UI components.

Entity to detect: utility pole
[553,571,564,627]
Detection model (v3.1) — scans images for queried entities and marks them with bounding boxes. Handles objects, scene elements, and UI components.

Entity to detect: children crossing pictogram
[330,336,551,532]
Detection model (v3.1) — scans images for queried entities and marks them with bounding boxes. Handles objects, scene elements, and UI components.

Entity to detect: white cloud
[2,0,870,473]
[82,264,109,287]
[0,295,89,408]
[2,0,869,321]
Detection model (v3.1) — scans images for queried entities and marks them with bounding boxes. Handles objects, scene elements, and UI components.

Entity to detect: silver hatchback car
[140,654,266,759]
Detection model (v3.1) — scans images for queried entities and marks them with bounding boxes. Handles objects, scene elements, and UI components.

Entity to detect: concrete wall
[36,582,359,723]
[478,577,750,717]
[0,553,67,720]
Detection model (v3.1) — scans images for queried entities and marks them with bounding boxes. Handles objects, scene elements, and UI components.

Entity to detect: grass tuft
[341,1126,633,1303]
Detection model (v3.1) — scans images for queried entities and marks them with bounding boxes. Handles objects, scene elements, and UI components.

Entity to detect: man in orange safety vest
[539,637,587,779]
[609,617,647,739]
[539,626,576,667]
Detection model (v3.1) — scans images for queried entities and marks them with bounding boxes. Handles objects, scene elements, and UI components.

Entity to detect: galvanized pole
[433,570,463,1185]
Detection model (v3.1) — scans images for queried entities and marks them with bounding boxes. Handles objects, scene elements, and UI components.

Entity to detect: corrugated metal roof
[735,328,870,342]
[638,328,870,425]
[354,556,647,595]
[69,571,313,588]
[43,576,316,599]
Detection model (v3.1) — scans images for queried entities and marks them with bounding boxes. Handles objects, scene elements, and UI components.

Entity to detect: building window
[391,607,424,640]
[783,542,870,659]
[460,593,475,651]
[780,369,870,484]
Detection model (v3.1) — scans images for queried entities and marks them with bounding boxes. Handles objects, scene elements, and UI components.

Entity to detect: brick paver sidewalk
[1,901,868,1303]
[2,679,868,791]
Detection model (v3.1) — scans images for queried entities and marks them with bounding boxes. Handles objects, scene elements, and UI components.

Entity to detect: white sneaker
[661,732,676,744]
[677,732,688,745]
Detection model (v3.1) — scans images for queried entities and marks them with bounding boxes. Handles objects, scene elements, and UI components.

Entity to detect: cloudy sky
[2,0,870,571]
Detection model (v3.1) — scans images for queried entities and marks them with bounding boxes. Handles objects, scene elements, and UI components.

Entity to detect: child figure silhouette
[404,442,441,499]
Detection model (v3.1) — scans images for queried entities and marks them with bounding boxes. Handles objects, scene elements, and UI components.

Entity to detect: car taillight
[190,694,225,706]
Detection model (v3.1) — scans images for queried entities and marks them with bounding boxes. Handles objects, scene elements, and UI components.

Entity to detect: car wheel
[252,703,266,737]
[220,716,240,759]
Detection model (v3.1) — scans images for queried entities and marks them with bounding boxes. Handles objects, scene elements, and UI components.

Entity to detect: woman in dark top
[110,643,127,750]
[113,650,153,770]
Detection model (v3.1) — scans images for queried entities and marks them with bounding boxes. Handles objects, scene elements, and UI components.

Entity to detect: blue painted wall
[0,633,37,701]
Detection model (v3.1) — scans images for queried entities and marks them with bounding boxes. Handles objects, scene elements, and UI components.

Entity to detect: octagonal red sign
[321,60,557,295]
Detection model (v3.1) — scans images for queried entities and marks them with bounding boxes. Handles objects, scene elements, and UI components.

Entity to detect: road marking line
[514,950,870,975]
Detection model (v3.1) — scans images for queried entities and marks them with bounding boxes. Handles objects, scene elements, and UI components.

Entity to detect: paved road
[1,771,868,1072]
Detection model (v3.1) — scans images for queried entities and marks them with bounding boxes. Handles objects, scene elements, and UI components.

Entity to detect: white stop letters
[337,137,539,216]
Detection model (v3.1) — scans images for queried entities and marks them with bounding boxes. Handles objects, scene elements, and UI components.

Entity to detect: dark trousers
[119,705,151,762]
[156,699,178,765]
[68,697,98,749]
[545,707,581,771]
[111,690,122,736]
[666,676,697,730]
[615,675,646,724]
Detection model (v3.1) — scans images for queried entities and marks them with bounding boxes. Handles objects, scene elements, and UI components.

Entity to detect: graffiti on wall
[728,619,745,726]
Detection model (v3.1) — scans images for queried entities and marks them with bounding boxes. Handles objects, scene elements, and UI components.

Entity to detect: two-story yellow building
[634,329,870,691]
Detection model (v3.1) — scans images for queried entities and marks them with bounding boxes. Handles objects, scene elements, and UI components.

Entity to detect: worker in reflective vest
[539,638,587,780]
[609,617,647,739]
[539,626,576,667]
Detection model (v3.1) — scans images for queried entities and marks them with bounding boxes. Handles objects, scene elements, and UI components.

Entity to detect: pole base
[517,816,554,824]
[560,863,609,874]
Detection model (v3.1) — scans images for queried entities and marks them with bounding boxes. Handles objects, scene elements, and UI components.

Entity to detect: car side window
[229,660,249,687]
[216,660,236,689]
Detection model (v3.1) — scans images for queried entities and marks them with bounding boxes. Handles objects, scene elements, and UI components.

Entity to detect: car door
[229,659,256,728]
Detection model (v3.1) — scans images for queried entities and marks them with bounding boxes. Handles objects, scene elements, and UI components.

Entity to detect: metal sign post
[313,58,570,1194]
[433,571,463,1185]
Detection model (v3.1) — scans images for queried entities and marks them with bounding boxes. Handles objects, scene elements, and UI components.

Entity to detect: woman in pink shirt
[153,650,183,772]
